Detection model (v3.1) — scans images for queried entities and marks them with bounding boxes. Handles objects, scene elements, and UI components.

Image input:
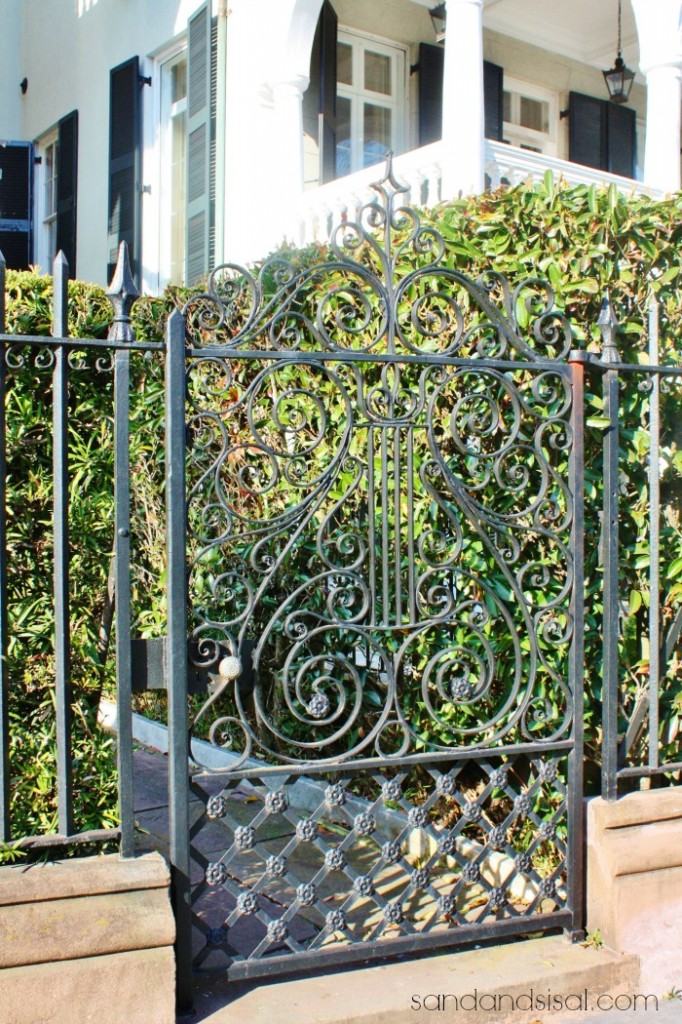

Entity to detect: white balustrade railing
[295,140,664,248]
[296,142,444,248]
[485,141,664,198]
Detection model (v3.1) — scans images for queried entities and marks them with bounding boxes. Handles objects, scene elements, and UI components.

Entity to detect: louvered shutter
[186,1,213,285]
[418,45,503,145]
[319,1,338,183]
[568,92,606,171]
[569,91,635,178]
[108,57,141,284]
[607,102,636,178]
[483,61,503,141]
[0,141,32,270]
[305,0,338,184]
[418,43,444,147]
[56,111,78,274]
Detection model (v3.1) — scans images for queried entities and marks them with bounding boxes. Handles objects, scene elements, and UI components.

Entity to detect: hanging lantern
[603,0,635,104]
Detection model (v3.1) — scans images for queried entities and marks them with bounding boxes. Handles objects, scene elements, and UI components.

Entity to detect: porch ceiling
[482,0,639,75]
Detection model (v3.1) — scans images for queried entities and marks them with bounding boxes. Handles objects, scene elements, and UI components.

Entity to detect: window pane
[336,96,352,176]
[44,143,57,216]
[363,103,391,168]
[337,43,352,86]
[503,91,511,123]
[519,96,548,133]
[47,220,57,262]
[364,50,391,95]
[170,111,187,285]
[171,59,187,104]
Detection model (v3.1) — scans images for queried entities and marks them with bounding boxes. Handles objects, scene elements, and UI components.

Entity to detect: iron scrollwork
[183,157,576,769]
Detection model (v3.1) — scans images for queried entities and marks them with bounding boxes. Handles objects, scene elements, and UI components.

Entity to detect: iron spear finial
[106,241,139,343]
[598,292,619,363]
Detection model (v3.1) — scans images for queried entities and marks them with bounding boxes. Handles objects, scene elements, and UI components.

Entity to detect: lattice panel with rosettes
[188,753,568,972]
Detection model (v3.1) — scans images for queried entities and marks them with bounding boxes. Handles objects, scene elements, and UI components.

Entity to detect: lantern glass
[429,3,446,44]
[603,56,635,104]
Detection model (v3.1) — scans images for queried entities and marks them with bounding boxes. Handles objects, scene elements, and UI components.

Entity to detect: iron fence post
[567,350,586,939]
[647,295,660,773]
[599,296,621,802]
[165,308,193,1010]
[106,242,139,858]
[0,251,8,842]
[52,252,74,838]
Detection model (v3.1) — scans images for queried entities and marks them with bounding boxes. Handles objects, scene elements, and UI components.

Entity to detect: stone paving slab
[133,748,170,811]
[185,934,643,1024]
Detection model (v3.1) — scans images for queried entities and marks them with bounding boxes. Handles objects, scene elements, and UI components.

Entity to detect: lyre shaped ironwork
[182,156,577,774]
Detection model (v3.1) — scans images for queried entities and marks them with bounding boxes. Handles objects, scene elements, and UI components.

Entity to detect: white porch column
[223,0,321,264]
[270,75,308,246]
[631,0,682,193]
[441,0,485,199]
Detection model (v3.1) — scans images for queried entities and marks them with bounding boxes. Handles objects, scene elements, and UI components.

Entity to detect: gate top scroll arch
[182,155,573,362]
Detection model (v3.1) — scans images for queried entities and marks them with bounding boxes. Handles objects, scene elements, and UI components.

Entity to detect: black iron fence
[0,243,154,854]
[0,179,680,990]
[595,296,682,797]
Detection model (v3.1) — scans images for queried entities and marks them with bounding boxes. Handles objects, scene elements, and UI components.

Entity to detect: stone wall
[0,851,175,1024]
[587,786,682,993]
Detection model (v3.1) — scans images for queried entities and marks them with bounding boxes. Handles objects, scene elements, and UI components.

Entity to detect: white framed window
[35,130,59,271]
[502,77,558,156]
[336,29,407,176]
[159,48,188,287]
[144,19,212,294]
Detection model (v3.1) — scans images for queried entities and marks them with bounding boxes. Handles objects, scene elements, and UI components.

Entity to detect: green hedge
[2,272,174,845]
[3,175,682,845]
[432,176,682,777]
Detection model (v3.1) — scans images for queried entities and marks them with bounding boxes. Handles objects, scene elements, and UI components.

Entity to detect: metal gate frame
[162,162,585,1008]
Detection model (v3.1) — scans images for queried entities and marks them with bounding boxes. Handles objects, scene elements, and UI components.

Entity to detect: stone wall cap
[0,852,169,907]
[0,887,175,968]
[587,787,682,830]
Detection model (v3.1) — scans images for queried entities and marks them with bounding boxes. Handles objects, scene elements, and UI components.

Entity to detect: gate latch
[130,637,256,696]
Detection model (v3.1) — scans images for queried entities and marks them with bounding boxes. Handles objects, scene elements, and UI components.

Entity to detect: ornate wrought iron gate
[164,164,585,1002]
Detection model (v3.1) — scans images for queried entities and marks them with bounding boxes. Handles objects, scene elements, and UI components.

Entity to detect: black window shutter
[316,0,338,184]
[569,91,635,178]
[607,102,636,178]
[418,45,503,145]
[0,141,32,270]
[56,111,78,275]
[483,61,503,141]
[568,92,607,171]
[186,0,213,285]
[418,43,444,147]
[108,57,141,284]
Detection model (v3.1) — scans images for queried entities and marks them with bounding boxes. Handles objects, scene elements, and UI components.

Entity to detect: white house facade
[0,0,681,293]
